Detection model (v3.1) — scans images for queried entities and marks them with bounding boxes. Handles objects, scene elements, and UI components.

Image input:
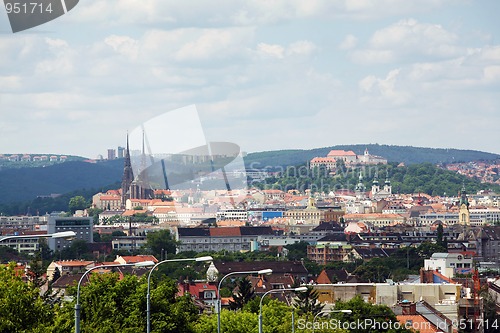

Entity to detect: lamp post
[312,309,352,332]
[217,268,273,333]
[258,286,308,333]
[0,230,76,242]
[0,231,76,253]
[74,261,155,333]
[146,256,213,333]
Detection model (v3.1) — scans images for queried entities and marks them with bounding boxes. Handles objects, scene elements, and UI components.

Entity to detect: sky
[0,0,499,159]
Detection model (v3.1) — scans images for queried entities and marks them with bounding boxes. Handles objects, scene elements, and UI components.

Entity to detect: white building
[424,253,473,278]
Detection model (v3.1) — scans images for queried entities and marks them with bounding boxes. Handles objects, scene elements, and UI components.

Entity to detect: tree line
[253,161,500,196]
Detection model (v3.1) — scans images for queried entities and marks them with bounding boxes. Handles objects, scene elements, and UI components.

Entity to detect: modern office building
[47,216,93,252]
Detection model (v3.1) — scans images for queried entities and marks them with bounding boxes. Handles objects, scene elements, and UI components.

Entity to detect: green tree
[0,262,53,332]
[68,195,88,213]
[229,277,255,310]
[293,286,324,315]
[87,207,103,225]
[417,241,447,259]
[50,271,199,333]
[333,295,412,333]
[58,239,90,260]
[112,230,127,237]
[144,229,177,258]
[51,266,61,283]
[193,310,257,333]
[481,287,500,333]
[285,241,309,261]
[353,258,392,283]
[27,251,46,289]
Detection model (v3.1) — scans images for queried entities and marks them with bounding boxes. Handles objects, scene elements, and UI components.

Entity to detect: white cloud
[287,40,317,56]
[257,43,285,59]
[350,18,462,64]
[359,68,410,105]
[370,19,458,55]
[0,76,22,91]
[104,35,139,60]
[1,0,499,157]
[339,34,358,50]
[351,49,395,64]
[483,66,500,83]
[68,0,456,26]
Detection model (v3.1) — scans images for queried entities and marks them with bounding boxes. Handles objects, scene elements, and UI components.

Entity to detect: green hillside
[0,145,498,212]
[255,162,500,196]
[0,159,123,205]
[244,144,500,170]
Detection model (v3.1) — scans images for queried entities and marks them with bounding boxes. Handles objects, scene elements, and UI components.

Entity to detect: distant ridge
[0,145,498,207]
[0,159,123,205]
[243,144,500,169]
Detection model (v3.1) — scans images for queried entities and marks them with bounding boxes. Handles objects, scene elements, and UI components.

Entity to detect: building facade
[47,216,93,252]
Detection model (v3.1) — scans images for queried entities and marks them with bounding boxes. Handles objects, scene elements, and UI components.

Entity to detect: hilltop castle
[310,148,387,169]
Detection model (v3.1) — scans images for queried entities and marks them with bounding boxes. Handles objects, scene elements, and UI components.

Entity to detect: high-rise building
[107,149,116,160]
[117,146,125,159]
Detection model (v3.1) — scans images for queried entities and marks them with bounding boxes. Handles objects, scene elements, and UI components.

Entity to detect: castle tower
[459,184,470,227]
[121,134,134,208]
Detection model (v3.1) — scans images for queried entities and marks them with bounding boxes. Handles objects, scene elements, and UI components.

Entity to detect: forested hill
[244,144,500,169]
[0,159,123,205]
[0,144,498,210]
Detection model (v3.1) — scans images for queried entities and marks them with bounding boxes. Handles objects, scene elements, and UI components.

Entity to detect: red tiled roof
[396,315,439,333]
[327,150,356,157]
[209,227,241,237]
[55,260,94,267]
[122,209,148,216]
[152,207,177,214]
[310,157,337,163]
[99,195,121,200]
[116,255,158,264]
[262,189,284,194]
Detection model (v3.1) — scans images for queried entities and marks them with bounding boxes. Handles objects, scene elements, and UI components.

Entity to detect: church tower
[383,170,392,194]
[459,184,470,227]
[371,171,380,196]
[355,171,366,199]
[121,134,134,208]
[129,130,154,200]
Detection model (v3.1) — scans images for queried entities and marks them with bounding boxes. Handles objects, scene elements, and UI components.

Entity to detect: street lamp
[258,286,308,333]
[312,309,352,332]
[217,268,273,333]
[146,256,213,333]
[0,230,76,242]
[75,261,155,333]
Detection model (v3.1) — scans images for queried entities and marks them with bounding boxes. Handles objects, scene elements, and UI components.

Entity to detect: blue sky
[0,0,499,158]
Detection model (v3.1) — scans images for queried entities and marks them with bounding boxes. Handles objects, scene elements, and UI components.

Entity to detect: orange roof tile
[56,260,94,267]
[153,207,177,214]
[122,209,148,216]
[217,220,246,227]
[310,157,337,163]
[209,227,241,237]
[396,315,439,333]
[327,150,356,157]
[116,255,158,264]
